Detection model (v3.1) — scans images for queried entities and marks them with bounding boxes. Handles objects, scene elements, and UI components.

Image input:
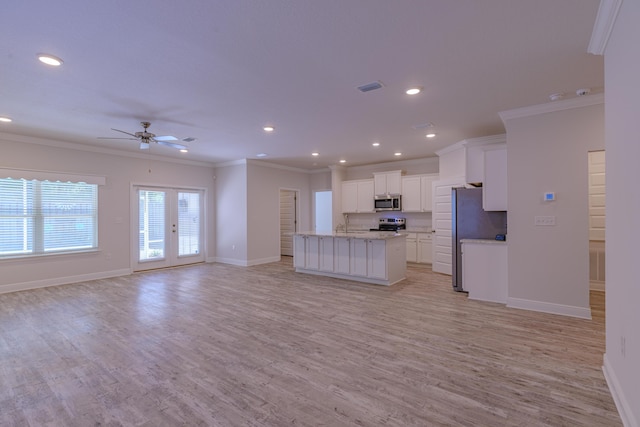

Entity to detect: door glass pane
[177,192,200,256]
[139,190,165,261]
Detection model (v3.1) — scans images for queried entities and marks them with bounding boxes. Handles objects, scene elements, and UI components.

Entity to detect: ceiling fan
[98,121,187,150]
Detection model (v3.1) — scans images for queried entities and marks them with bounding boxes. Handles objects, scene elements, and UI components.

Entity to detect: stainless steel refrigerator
[451,187,507,292]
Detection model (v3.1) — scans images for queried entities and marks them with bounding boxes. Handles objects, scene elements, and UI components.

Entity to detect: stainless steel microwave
[374,195,402,211]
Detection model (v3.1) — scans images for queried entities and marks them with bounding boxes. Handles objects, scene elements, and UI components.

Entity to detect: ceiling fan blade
[156,139,187,150]
[153,135,178,142]
[140,141,150,150]
[111,128,138,138]
[97,137,137,140]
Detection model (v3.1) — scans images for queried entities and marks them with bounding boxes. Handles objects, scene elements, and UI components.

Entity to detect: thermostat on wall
[544,192,556,201]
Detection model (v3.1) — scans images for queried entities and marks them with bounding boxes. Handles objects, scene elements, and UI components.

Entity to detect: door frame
[279,187,300,257]
[130,183,207,272]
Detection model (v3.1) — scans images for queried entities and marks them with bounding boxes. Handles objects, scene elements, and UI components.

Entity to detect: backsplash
[343,212,432,232]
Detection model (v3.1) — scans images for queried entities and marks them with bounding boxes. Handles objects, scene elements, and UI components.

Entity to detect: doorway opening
[280,189,298,257]
[588,150,605,297]
[314,190,332,233]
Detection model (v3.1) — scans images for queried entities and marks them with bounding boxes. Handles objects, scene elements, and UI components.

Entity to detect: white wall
[246,161,311,265]
[214,160,312,266]
[214,161,248,264]
[501,98,604,318]
[0,134,216,293]
[603,0,640,424]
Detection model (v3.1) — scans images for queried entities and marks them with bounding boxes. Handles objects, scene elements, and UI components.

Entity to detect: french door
[133,186,205,271]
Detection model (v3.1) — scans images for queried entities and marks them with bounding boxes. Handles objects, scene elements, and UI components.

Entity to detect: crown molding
[0,131,215,168]
[463,134,506,148]
[498,93,604,123]
[587,0,623,55]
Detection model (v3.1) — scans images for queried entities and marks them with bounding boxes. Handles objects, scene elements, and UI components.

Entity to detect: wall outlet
[534,216,556,226]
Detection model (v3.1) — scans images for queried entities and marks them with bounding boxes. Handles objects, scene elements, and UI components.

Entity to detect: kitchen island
[293,231,406,286]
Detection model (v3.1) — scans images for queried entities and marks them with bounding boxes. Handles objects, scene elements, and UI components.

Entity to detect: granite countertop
[460,238,507,245]
[296,231,407,240]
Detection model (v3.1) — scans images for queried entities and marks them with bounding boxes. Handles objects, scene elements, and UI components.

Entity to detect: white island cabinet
[294,232,406,286]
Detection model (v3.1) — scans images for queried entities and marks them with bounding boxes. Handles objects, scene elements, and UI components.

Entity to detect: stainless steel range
[374,217,406,231]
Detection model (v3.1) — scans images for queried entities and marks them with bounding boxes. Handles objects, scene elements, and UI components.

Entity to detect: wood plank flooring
[0,260,620,426]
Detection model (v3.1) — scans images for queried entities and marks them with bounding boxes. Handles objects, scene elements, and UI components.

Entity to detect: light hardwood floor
[0,260,620,426]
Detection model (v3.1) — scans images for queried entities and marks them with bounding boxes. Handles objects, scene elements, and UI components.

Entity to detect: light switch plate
[534,216,556,226]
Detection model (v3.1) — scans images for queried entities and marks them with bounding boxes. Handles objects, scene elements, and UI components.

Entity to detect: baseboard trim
[213,256,280,267]
[506,297,592,319]
[0,268,131,295]
[603,353,638,427]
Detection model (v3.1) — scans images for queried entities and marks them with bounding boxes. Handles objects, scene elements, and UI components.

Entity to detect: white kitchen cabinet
[373,171,402,195]
[367,239,387,279]
[293,235,306,269]
[401,174,436,212]
[350,237,368,276]
[401,176,421,212]
[461,240,507,303]
[342,179,375,213]
[319,236,334,272]
[483,145,507,211]
[334,237,351,274]
[417,233,432,264]
[341,181,358,213]
[405,232,417,262]
[293,235,320,270]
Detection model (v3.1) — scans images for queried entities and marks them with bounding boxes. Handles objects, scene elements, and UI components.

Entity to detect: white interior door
[280,189,297,256]
[432,177,465,275]
[133,187,205,271]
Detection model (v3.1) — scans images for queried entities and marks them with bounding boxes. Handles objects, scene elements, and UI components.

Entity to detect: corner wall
[603,0,640,423]
[500,97,604,318]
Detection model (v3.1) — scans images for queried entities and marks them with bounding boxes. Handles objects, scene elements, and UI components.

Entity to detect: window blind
[0,178,98,257]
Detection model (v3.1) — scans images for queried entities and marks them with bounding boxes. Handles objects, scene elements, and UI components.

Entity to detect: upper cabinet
[373,171,402,195]
[342,179,375,213]
[482,144,507,211]
[401,174,437,212]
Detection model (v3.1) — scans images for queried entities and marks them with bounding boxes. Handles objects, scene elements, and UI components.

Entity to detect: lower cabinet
[405,232,432,264]
[350,238,369,277]
[319,236,334,272]
[334,237,351,274]
[417,233,432,264]
[293,235,322,270]
[367,239,387,279]
[406,233,417,263]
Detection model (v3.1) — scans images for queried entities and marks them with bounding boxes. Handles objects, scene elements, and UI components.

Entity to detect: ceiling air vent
[357,81,384,93]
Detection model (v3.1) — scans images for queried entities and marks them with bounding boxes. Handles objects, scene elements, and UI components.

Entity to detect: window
[0,178,99,258]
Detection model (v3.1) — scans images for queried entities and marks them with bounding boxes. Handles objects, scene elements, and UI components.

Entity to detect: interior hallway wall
[500,97,604,318]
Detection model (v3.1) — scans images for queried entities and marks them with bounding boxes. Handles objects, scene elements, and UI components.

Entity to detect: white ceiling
[1,1,603,170]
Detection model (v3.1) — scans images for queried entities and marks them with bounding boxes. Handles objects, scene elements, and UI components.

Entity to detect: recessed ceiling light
[37,53,63,66]
[405,87,422,95]
[339,159,346,163]
[426,133,436,138]
[263,125,275,132]
[0,116,12,123]
[311,152,319,157]
[179,149,188,153]
[372,142,380,147]
[256,153,267,157]
[394,152,402,156]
